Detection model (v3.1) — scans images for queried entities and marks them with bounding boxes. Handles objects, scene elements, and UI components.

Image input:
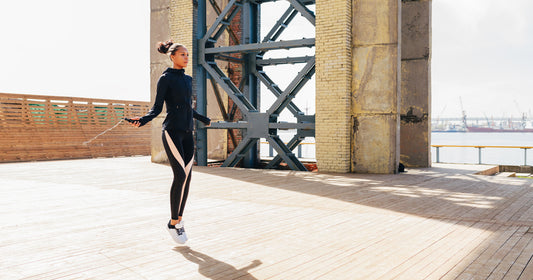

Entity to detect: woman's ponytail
[157,40,174,54]
[157,40,185,56]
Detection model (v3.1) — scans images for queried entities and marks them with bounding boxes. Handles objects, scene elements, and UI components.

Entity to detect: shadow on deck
[1,157,532,279]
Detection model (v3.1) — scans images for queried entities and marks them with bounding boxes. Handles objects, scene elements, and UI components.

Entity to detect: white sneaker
[167,220,188,244]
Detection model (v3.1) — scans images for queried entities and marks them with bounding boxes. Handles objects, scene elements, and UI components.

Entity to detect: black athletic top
[139,68,210,131]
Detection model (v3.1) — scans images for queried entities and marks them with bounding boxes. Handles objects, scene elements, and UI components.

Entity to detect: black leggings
[162,130,195,220]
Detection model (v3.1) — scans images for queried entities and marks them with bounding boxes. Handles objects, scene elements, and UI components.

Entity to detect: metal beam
[266,135,307,171]
[198,0,316,171]
[287,0,316,26]
[204,38,315,54]
[208,121,314,130]
[221,136,258,167]
[203,0,241,44]
[266,134,303,169]
[242,1,260,168]
[211,2,243,42]
[201,61,257,115]
[262,6,297,43]
[257,56,313,66]
[209,121,249,129]
[208,77,238,147]
[268,58,315,116]
[196,0,208,166]
[255,0,315,4]
[253,68,303,117]
[269,122,314,130]
[208,0,240,44]
[214,54,243,64]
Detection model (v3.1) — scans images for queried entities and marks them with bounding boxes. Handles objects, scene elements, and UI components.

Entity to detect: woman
[129,40,211,244]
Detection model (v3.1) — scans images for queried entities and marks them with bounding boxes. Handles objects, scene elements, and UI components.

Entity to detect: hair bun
[157,40,174,54]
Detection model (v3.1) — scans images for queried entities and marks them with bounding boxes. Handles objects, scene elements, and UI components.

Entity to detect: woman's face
[171,47,189,69]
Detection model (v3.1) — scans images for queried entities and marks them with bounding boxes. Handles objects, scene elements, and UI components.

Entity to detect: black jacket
[139,68,210,131]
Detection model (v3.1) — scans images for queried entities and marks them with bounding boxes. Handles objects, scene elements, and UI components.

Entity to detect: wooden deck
[1,157,533,279]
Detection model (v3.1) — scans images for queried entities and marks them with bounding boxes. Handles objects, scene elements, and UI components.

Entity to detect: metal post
[241,1,260,168]
[478,147,482,164]
[436,146,440,163]
[196,0,208,166]
[298,144,302,158]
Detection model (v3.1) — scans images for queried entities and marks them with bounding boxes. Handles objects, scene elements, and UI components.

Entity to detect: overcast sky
[0,0,150,101]
[0,0,531,119]
[432,0,533,118]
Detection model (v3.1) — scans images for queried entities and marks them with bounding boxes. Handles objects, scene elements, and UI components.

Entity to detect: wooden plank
[517,235,533,280]
[382,221,493,280]
[0,93,151,162]
[489,230,533,280]
[503,232,533,279]
[282,216,440,280]
[453,226,522,279]
[2,159,533,279]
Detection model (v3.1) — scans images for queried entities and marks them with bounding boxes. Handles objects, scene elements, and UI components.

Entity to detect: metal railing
[258,143,532,165]
[432,145,533,165]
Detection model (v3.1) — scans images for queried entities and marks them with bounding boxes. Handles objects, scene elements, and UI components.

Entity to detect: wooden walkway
[1,157,533,279]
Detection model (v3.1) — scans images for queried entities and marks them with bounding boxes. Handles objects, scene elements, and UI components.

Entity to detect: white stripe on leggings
[164,131,194,215]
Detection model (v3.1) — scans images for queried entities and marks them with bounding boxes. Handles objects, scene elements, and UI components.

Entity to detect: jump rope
[82,118,136,146]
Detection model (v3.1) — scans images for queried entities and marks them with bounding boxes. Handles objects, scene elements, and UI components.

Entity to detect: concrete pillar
[150,0,173,163]
[315,0,353,173]
[149,0,198,163]
[400,0,431,167]
[316,0,401,174]
[150,0,227,163]
[351,0,401,173]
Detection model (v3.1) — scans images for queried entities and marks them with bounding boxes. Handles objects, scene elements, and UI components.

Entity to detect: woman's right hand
[127,117,142,127]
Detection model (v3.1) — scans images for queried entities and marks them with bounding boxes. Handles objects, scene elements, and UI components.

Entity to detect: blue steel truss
[196,0,315,171]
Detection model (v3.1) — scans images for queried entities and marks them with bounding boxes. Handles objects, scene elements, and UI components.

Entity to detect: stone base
[351,114,400,174]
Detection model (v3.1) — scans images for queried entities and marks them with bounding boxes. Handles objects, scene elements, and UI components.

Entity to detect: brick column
[351,0,401,173]
[400,0,432,167]
[169,0,195,76]
[315,0,353,173]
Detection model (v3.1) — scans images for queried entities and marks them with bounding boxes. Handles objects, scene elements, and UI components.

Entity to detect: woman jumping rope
[128,40,211,244]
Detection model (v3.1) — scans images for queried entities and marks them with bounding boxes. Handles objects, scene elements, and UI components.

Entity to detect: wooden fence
[0,93,152,162]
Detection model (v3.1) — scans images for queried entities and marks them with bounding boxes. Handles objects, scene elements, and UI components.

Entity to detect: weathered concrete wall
[316,0,431,173]
[400,0,431,167]
[205,0,229,160]
[149,0,198,163]
[150,0,172,162]
[150,0,227,163]
[316,0,402,174]
[315,0,353,173]
[351,0,401,173]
